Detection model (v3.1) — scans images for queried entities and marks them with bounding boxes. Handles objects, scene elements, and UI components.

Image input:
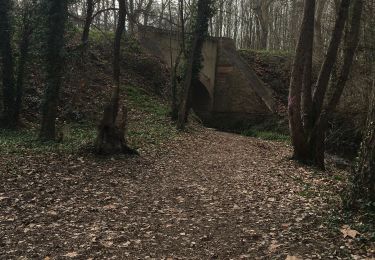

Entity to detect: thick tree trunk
[82,0,95,47]
[0,0,16,128]
[15,7,33,122]
[288,0,315,161]
[95,0,135,155]
[301,0,315,133]
[355,83,375,203]
[40,0,68,140]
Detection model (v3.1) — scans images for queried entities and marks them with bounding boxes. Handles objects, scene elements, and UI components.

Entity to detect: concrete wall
[213,38,273,115]
[136,26,276,127]
[136,26,217,110]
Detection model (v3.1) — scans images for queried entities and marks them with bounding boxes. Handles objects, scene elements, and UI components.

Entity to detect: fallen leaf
[103,204,117,210]
[63,252,78,258]
[340,225,360,238]
[47,210,58,216]
[101,241,113,247]
[268,240,280,252]
[176,196,185,203]
[286,255,301,260]
[281,223,290,229]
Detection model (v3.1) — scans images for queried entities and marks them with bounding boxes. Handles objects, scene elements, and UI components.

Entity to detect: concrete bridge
[136,26,276,127]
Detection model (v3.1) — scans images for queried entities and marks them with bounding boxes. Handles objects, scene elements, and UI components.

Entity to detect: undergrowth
[126,85,178,149]
[239,49,292,57]
[0,85,177,155]
[241,128,290,142]
[234,117,290,143]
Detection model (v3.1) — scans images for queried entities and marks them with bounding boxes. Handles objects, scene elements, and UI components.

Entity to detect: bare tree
[82,0,96,47]
[40,0,68,140]
[177,0,213,129]
[0,0,16,128]
[15,0,34,122]
[95,0,136,154]
[288,0,363,168]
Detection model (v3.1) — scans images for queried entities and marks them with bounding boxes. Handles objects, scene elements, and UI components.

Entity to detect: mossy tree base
[95,98,136,155]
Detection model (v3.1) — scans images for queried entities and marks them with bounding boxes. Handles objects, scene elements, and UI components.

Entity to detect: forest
[0,0,374,258]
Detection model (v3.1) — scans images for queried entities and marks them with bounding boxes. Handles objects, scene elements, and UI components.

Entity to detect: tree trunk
[346,80,375,208]
[143,0,153,26]
[314,0,327,59]
[82,0,95,47]
[217,1,224,37]
[325,0,364,113]
[312,0,351,122]
[355,82,375,203]
[95,0,135,155]
[288,0,316,161]
[113,0,118,31]
[0,0,16,128]
[179,0,186,56]
[15,5,33,122]
[40,0,68,141]
[301,0,315,133]
[169,0,180,121]
[289,0,357,168]
[104,0,109,30]
[254,0,273,50]
[177,0,212,129]
[177,38,197,129]
[128,0,135,34]
[310,0,363,168]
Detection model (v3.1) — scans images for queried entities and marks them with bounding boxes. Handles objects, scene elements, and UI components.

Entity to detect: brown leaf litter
[0,128,374,259]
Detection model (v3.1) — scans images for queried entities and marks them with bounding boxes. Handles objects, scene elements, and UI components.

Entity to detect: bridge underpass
[136,26,276,127]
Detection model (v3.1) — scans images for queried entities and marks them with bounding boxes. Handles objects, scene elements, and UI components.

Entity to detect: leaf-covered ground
[1,127,374,259]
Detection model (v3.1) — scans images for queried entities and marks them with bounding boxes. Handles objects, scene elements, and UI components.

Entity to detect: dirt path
[0,128,373,259]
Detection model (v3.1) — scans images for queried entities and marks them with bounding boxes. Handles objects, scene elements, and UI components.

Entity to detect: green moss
[126,85,169,117]
[333,174,344,181]
[125,85,178,148]
[241,128,290,143]
[298,184,315,198]
[239,49,292,58]
[0,85,177,154]
[0,123,96,154]
[237,117,290,143]
[89,29,115,44]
